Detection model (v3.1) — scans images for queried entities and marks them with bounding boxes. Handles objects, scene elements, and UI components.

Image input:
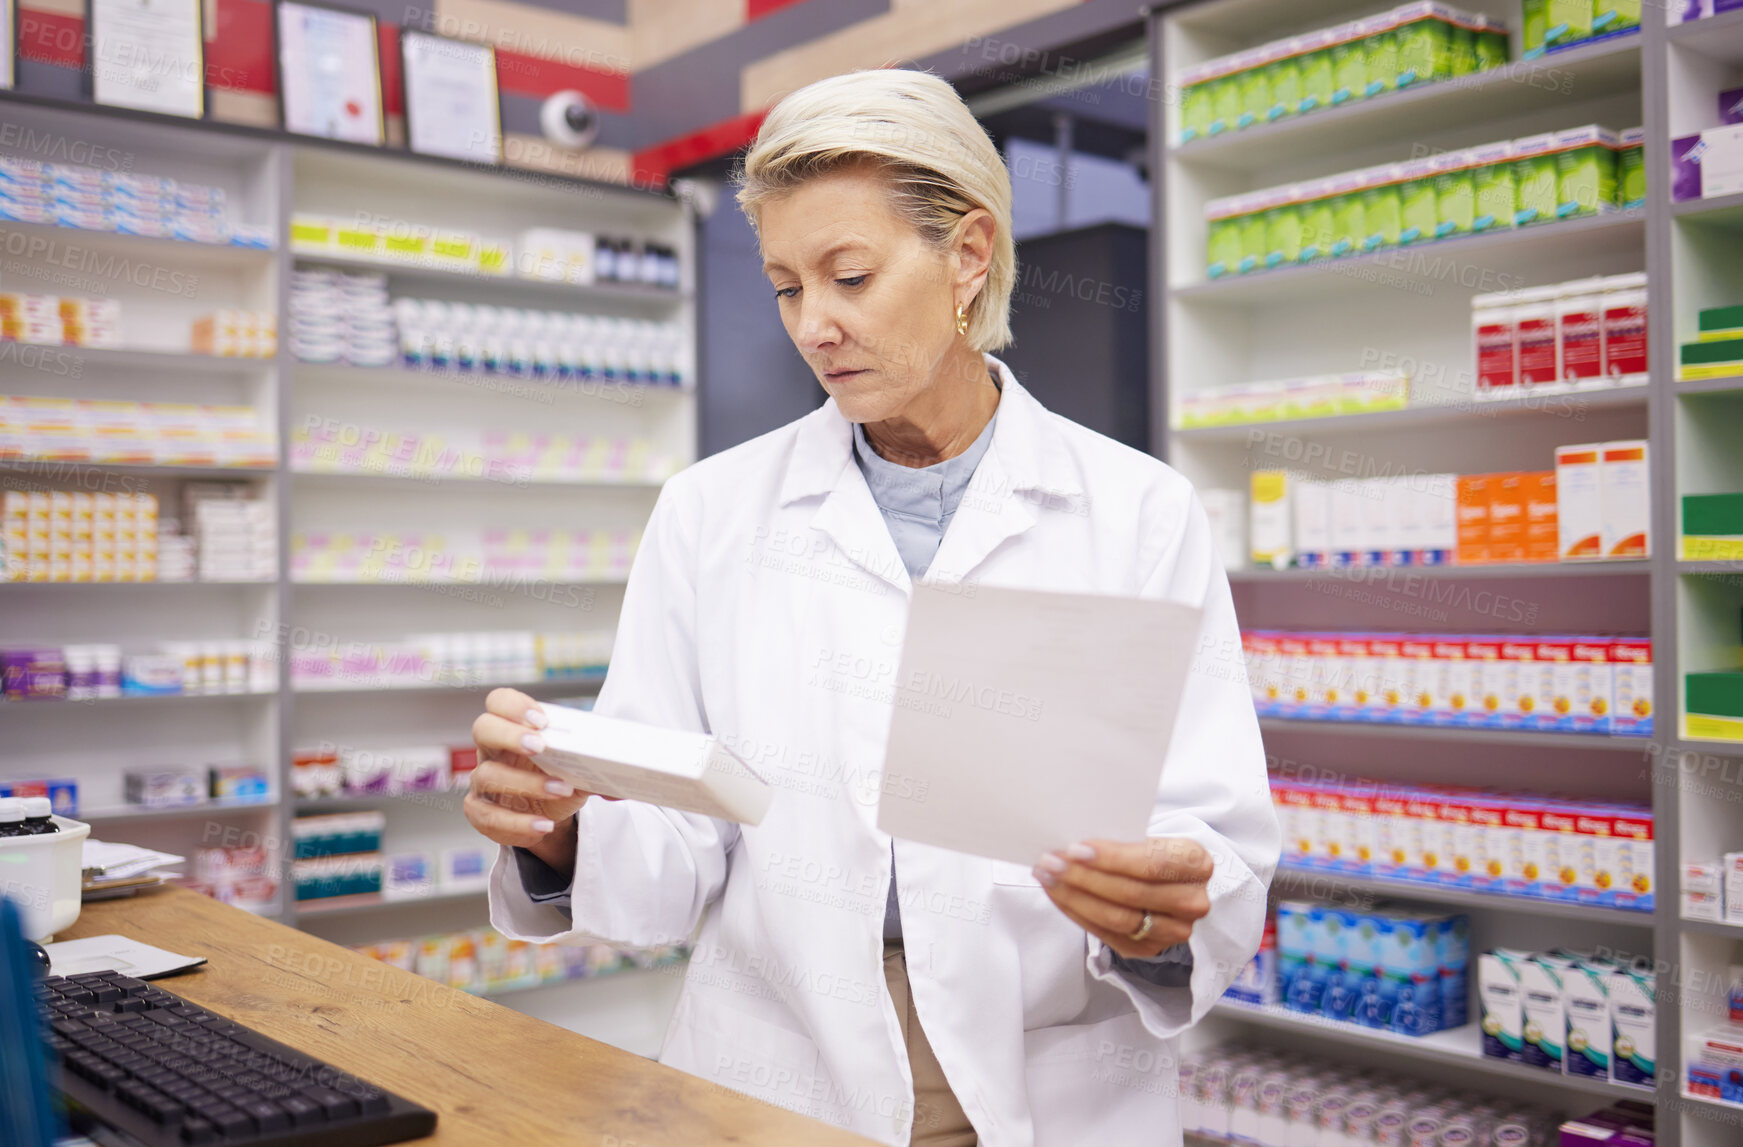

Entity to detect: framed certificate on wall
[275,0,385,146]
[401,29,502,164]
[87,0,206,117]
[2,0,16,90]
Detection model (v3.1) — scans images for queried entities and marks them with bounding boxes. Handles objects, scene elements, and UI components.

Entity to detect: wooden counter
[60,886,877,1146]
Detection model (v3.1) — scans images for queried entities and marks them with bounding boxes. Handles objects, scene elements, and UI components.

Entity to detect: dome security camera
[540,90,600,149]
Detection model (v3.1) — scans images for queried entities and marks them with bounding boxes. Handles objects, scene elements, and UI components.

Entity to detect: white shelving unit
[1149,3,1743,1140]
[0,95,697,1051]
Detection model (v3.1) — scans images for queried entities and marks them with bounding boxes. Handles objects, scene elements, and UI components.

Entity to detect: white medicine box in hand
[529,704,772,825]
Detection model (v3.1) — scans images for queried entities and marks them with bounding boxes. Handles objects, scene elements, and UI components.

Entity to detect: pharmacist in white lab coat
[466,68,1279,1147]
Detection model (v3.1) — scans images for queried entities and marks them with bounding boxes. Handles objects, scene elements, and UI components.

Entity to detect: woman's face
[758,164,984,425]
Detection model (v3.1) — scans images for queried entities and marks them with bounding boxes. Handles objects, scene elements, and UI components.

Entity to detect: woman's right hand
[465,688,597,877]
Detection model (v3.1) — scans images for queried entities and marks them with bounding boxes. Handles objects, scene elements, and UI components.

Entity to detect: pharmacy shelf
[1666,6,1743,64]
[291,576,629,589]
[1679,917,1743,940]
[1680,1092,1743,1123]
[1257,717,1654,751]
[76,798,278,823]
[1670,190,1743,225]
[1271,866,1655,926]
[1173,212,1647,305]
[1678,561,1743,575]
[294,792,466,811]
[0,218,275,270]
[0,346,275,374]
[1209,1000,1652,1099]
[293,888,487,919]
[290,249,691,306]
[1172,36,1643,173]
[1,690,274,708]
[293,674,604,696]
[0,579,271,588]
[0,459,274,478]
[289,467,666,490]
[1676,373,1743,396]
[1174,388,1650,441]
[289,358,693,399]
[1227,560,1652,582]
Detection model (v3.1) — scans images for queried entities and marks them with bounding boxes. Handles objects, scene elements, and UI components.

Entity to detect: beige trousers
[882,941,978,1147]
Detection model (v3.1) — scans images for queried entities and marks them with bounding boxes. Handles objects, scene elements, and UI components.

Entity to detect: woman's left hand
[1032,837,1213,960]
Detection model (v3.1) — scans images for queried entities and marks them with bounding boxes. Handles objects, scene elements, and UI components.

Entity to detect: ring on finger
[1128,910,1154,943]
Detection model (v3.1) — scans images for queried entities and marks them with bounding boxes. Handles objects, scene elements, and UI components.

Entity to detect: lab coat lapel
[923,447,1036,586]
[778,397,911,594]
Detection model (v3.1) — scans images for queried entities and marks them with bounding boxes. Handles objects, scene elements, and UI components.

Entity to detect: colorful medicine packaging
[1555,440,1650,560]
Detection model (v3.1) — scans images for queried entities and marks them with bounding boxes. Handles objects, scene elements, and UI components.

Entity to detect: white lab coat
[490,355,1280,1147]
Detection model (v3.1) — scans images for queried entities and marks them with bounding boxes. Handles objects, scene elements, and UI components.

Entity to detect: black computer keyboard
[38,971,437,1146]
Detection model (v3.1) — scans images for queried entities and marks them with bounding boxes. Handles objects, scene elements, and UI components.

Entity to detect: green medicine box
[1513,134,1559,226]
[1470,142,1516,232]
[1209,74,1240,136]
[1330,191,1365,258]
[1267,51,1302,121]
[1396,13,1453,89]
[1595,0,1641,35]
[1398,159,1441,245]
[1434,153,1475,239]
[1686,672,1743,742]
[1363,20,1398,99]
[1331,34,1366,105]
[1238,206,1270,274]
[1554,127,1619,219]
[1546,0,1595,49]
[1206,204,1244,279]
[1682,493,1743,560]
[1617,129,1645,209]
[1265,199,1303,268]
[1299,188,1335,262]
[1361,169,1405,251]
[1295,28,1339,113]
[1522,0,1548,57]
[1237,53,1272,130]
[1698,305,1743,340]
[1680,337,1743,379]
[1178,76,1211,144]
[1475,21,1509,70]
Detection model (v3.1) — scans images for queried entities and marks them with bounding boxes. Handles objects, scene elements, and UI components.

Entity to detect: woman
[467,68,1278,1147]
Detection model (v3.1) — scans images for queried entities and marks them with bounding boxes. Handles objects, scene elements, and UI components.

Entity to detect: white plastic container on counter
[1,815,91,940]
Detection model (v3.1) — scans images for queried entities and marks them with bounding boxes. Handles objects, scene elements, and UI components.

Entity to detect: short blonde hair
[735,68,1015,353]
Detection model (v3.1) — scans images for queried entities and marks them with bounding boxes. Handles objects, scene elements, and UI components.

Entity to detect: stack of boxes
[289,528,640,585]
[1478,947,1655,1091]
[353,928,688,997]
[0,294,121,347]
[1262,900,1469,1037]
[290,423,673,485]
[291,811,386,903]
[0,397,275,468]
[1248,631,1654,737]
[1,491,164,582]
[288,629,612,692]
[1473,272,1648,398]
[287,269,395,367]
[185,484,275,582]
[1177,4,1511,144]
[1520,0,1645,56]
[1173,372,1407,428]
[0,159,268,246]
[1180,1043,1567,1146]
[290,743,478,798]
[289,214,510,276]
[1206,126,1643,278]
[1678,303,1743,381]
[1271,774,1655,907]
[1243,440,1648,569]
[191,310,278,358]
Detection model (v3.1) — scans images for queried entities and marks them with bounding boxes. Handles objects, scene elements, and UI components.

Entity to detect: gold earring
[955,303,968,336]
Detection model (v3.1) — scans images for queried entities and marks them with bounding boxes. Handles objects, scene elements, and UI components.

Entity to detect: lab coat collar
[779,355,1083,594]
[777,354,1084,508]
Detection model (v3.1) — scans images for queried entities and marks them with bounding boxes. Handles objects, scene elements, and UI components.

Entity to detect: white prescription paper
[529,705,772,825]
[877,583,1203,866]
[42,935,205,979]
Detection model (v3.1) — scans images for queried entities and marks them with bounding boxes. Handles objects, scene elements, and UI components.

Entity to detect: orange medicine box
[1525,471,1559,563]
[1456,475,1492,564]
[1488,472,1528,565]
